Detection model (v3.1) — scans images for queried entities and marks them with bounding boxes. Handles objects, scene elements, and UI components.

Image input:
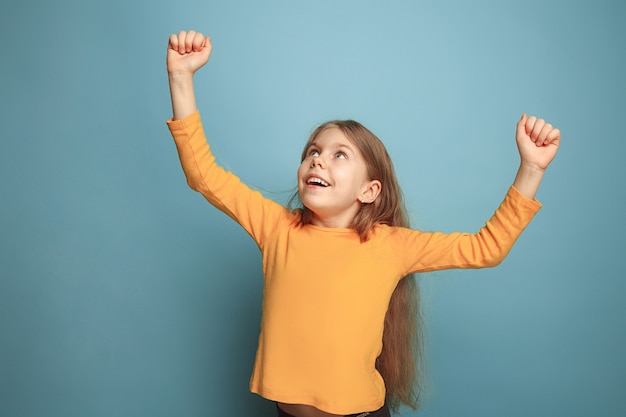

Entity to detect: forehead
[310,126,355,148]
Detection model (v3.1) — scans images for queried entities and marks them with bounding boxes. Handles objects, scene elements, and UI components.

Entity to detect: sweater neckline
[304,223,358,234]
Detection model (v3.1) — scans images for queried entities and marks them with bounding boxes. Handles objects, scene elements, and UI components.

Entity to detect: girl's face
[297,127,381,228]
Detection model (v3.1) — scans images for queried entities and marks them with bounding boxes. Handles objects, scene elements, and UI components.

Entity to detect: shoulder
[367,223,417,241]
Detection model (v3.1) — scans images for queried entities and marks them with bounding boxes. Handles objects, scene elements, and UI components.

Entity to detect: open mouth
[307,177,329,187]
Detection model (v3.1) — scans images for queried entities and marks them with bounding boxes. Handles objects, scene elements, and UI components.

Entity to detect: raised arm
[512,114,561,199]
[167,30,212,120]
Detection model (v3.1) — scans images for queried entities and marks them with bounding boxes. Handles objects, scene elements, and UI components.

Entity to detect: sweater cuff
[166,109,202,133]
[509,185,542,212]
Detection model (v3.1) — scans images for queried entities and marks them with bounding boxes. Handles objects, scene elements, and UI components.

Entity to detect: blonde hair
[289,120,424,412]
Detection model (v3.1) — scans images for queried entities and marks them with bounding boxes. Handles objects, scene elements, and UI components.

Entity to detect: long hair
[288,120,424,412]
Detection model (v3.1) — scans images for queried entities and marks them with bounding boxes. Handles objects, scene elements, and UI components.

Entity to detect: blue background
[1,1,624,416]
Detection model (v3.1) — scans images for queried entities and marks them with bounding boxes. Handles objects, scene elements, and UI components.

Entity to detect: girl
[165,30,561,417]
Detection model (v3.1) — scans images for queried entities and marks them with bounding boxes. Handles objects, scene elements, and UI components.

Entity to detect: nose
[310,155,325,168]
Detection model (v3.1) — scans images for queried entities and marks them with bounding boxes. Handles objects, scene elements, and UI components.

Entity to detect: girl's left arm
[512,114,561,200]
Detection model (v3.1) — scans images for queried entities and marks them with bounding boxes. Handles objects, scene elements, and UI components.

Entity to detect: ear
[359,180,382,204]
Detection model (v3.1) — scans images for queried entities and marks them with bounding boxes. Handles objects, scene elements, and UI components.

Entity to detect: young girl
[165,30,561,417]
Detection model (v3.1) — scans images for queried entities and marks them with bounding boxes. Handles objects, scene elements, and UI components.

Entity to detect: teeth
[308,177,329,187]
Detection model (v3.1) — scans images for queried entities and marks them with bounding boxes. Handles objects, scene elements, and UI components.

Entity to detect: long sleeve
[394,186,542,274]
[166,110,291,247]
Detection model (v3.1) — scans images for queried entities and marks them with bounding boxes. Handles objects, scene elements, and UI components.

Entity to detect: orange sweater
[167,111,542,414]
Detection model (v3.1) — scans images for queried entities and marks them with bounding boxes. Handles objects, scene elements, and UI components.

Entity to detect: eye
[334,151,347,159]
[308,148,320,157]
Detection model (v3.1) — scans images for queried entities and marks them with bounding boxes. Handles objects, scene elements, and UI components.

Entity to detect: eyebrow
[308,141,354,152]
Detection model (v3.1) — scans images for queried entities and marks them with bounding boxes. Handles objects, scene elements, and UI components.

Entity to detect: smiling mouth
[307,177,329,187]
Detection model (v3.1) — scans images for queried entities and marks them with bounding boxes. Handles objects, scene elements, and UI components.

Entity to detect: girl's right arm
[167,30,212,120]
[165,30,291,246]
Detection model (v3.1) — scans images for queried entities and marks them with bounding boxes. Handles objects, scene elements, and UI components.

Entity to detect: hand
[167,30,212,76]
[516,114,561,171]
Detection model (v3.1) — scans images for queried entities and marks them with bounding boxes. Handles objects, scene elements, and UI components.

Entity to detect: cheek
[339,165,366,183]
[296,163,308,185]
[297,163,305,178]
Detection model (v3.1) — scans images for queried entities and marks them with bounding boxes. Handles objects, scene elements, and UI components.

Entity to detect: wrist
[168,70,195,84]
[168,72,198,121]
[513,162,545,200]
[519,159,547,175]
